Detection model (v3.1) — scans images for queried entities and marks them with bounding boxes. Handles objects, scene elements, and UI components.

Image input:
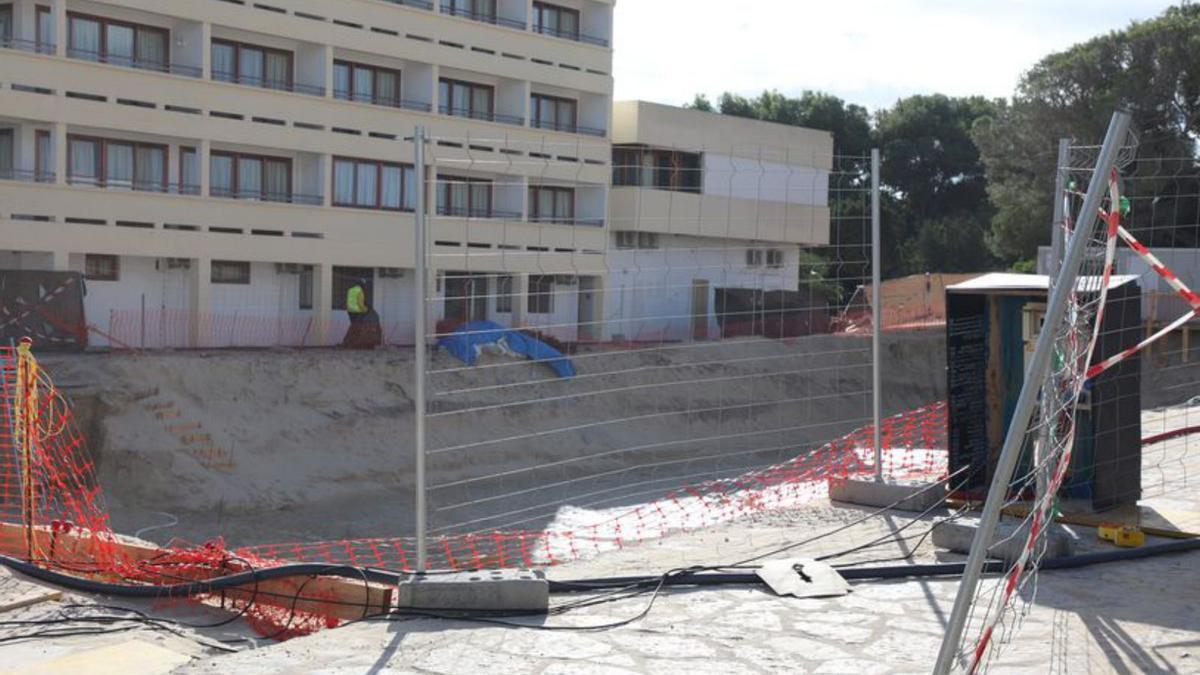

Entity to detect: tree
[875,94,1003,275]
[976,3,1200,264]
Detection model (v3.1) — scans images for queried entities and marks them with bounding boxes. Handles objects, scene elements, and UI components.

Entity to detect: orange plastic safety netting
[0,342,949,637]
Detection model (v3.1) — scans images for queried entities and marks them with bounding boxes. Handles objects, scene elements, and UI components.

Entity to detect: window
[180,147,200,194]
[766,249,784,269]
[528,275,555,314]
[495,275,514,313]
[438,175,493,218]
[67,13,167,70]
[212,39,292,91]
[66,135,167,191]
[299,265,314,310]
[531,94,577,133]
[533,2,579,40]
[746,249,764,268]
[35,130,51,181]
[334,60,401,107]
[439,78,494,121]
[333,158,416,211]
[444,0,496,21]
[84,254,119,281]
[36,6,52,52]
[612,145,702,193]
[529,186,575,224]
[212,260,251,285]
[0,129,12,178]
[615,231,659,250]
[210,151,292,202]
[0,5,12,46]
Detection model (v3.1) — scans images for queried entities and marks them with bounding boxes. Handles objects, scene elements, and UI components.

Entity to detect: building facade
[606,100,832,341]
[0,0,614,347]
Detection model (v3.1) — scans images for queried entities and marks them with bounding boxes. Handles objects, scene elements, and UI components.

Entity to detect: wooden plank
[0,639,191,675]
[0,588,63,613]
[0,522,393,621]
[948,499,1200,539]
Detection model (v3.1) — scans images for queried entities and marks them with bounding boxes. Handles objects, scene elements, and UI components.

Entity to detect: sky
[612,0,1177,112]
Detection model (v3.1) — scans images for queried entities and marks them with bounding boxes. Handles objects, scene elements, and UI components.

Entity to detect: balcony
[210,186,323,206]
[438,105,524,127]
[440,3,526,29]
[66,175,201,195]
[0,36,55,55]
[68,46,202,78]
[334,89,432,113]
[212,71,325,97]
[532,24,609,48]
[530,119,606,138]
[436,204,522,220]
[0,168,56,183]
[383,0,435,9]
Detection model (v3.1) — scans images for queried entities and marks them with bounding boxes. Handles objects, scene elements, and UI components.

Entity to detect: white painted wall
[604,234,801,341]
[703,154,829,207]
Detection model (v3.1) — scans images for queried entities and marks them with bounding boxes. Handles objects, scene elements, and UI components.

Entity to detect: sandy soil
[41,333,946,548]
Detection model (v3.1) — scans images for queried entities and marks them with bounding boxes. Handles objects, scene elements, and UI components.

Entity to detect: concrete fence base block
[397,569,549,613]
[931,516,1078,563]
[828,476,948,513]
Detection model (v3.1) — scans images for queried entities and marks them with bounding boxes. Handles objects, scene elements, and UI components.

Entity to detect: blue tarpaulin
[436,321,576,378]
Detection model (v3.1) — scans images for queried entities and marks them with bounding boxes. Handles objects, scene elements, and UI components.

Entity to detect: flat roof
[948,272,1140,293]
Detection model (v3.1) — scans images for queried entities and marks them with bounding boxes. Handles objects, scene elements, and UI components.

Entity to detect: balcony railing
[438,105,524,127]
[212,72,325,97]
[0,37,56,55]
[211,187,323,206]
[67,47,203,77]
[65,176,203,194]
[436,205,522,220]
[382,0,434,9]
[532,24,609,47]
[333,90,433,113]
[0,168,56,183]
[439,4,526,29]
[530,119,607,137]
[530,216,605,227]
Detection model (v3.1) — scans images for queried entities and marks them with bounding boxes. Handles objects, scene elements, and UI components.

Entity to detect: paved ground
[3,406,1199,673]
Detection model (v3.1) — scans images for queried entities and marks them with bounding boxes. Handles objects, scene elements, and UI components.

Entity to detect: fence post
[933,110,1131,675]
[413,126,429,572]
[871,149,883,481]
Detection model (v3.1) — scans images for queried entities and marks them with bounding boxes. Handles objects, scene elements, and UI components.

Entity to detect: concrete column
[315,262,334,346]
[51,0,65,57]
[323,45,334,99]
[53,122,66,186]
[321,154,332,207]
[512,272,529,329]
[189,257,212,348]
[199,139,211,197]
[200,22,212,79]
[49,250,70,271]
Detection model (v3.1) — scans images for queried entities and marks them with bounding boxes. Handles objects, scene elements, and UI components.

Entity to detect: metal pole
[413,126,428,572]
[1037,138,1072,504]
[933,110,1131,675]
[871,149,883,481]
[1048,138,1071,278]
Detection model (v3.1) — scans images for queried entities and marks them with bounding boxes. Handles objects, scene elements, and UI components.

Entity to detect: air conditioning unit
[275,263,307,274]
[378,267,406,279]
[165,257,191,270]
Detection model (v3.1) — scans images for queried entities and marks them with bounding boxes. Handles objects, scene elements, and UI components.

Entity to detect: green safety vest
[347,285,367,314]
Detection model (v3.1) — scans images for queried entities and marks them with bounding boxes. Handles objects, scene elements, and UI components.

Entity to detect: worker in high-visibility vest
[346,278,369,324]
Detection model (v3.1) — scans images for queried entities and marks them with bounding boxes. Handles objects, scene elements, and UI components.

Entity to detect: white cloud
[613,0,1175,111]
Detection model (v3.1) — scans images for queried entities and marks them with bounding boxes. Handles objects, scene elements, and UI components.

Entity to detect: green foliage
[976,3,1200,262]
[687,3,1200,281]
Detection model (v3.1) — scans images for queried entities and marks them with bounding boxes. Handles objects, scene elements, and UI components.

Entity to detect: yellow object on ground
[1099,522,1145,547]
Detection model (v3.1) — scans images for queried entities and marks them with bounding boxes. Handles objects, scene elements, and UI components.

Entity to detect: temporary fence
[936,114,1200,673]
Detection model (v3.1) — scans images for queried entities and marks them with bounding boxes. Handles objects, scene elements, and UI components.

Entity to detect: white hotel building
[0,0,830,349]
